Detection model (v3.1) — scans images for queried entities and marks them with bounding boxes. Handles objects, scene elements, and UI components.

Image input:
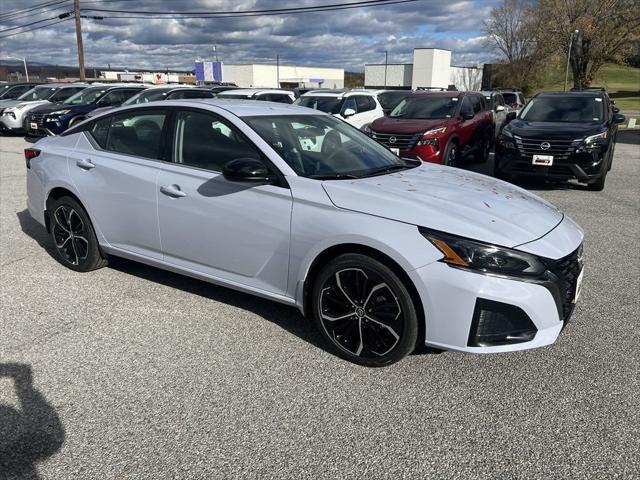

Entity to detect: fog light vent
[468,299,537,347]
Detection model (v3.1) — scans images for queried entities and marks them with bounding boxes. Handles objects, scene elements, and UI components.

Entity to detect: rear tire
[311,253,419,367]
[475,131,492,163]
[48,196,108,272]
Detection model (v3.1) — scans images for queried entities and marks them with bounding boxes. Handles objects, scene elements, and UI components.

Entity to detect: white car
[26,100,584,366]
[294,90,384,129]
[0,84,86,134]
[216,88,295,104]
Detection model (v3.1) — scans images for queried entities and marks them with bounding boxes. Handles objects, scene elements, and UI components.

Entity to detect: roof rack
[569,86,607,92]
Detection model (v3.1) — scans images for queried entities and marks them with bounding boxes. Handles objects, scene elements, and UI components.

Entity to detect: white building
[365,48,482,91]
[222,63,344,89]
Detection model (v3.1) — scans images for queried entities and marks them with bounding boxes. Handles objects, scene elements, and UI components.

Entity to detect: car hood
[370,116,449,134]
[31,103,93,114]
[321,164,563,247]
[505,120,603,140]
[2,99,49,110]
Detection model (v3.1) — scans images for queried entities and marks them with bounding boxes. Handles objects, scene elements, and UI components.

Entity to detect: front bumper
[408,243,583,353]
[0,112,25,132]
[496,141,608,182]
[25,113,66,137]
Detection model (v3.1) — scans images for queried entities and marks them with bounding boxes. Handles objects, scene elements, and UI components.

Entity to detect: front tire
[49,196,107,272]
[311,253,419,367]
[443,140,459,167]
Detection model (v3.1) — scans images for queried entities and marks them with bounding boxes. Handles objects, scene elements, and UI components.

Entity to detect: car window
[89,116,111,148]
[49,87,85,103]
[391,96,459,119]
[497,94,505,107]
[98,89,141,106]
[167,90,214,99]
[172,110,260,172]
[293,96,344,114]
[259,93,293,104]
[105,110,166,159]
[460,96,473,116]
[342,96,357,113]
[355,96,375,113]
[472,96,483,114]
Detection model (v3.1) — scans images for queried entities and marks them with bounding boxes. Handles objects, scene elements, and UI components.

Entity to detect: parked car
[216,88,295,104]
[365,91,493,165]
[86,86,215,118]
[25,85,146,136]
[26,99,584,366]
[481,90,508,139]
[294,90,384,129]
[498,89,526,114]
[207,85,240,95]
[0,84,87,134]
[0,82,41,101]
[495,90,625,191]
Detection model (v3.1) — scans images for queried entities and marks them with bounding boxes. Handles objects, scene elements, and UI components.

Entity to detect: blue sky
[0,0,499,71]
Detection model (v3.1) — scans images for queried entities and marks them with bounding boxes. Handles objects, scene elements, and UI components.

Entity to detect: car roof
[301,89,376,98]
[218,88,294,96]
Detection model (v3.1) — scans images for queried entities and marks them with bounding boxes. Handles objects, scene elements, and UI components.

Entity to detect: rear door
[68,108,168,258]
[156,107,293,296]
[354,95,382,127]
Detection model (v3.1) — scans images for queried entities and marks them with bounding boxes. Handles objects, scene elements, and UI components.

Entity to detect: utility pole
[74,0,85,81]
[384,50,388,88]
[564,29,579,92]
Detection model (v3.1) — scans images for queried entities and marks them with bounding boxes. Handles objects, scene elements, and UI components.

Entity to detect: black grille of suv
[543,244,583,321]
[515,137,581,163]
[29,113,47,126]
[370,131,421,150]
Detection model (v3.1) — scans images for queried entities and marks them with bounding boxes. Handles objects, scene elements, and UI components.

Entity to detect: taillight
[24,148,40,169]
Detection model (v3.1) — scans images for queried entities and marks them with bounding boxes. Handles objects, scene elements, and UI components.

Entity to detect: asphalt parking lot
[1,132,638,479]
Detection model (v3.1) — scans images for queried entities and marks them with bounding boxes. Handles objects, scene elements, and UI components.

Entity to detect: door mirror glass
[612,113,626,124]
[342,108,356,118]
[612,106,620,114]
[462,110,475,120]
[223,158,277,183]
[495,105,505,112]
[505,111,517,123]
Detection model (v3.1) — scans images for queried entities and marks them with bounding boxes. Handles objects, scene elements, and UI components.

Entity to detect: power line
[0,17,71,40]
[0,0,69,21]
[0,15,67,34]
[82,0,420,17]
[0,2,72,24]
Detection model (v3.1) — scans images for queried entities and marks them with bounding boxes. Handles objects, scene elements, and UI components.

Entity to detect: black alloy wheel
[312,254,418,367]
[49,196,107,272]
[443,141,458,167]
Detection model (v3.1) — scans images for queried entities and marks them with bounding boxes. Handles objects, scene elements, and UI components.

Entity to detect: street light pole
[276,54,280,88]
[384,50,388,88]
[564,29,579,92]
[22,58,29,81]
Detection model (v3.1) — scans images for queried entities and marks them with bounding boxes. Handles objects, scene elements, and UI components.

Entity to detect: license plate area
[390,147,400,155]
[29,122,37,130]
[532,154,553,166]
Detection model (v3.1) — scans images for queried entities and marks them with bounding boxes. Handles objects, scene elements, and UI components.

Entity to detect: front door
[69,108,168,259]
[157,108,293,296]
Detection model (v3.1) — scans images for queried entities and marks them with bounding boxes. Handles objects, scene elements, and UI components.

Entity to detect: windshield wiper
[308,173,361,180]
[359,163,416,178]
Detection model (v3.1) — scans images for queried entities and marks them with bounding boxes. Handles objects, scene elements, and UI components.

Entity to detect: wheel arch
[300,242,426,345]
[45,186,85,233]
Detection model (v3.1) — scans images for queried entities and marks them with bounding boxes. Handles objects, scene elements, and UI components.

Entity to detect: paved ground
[1,132,639,480]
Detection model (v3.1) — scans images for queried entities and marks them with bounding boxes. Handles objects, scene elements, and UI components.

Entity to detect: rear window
[293,96,344,114]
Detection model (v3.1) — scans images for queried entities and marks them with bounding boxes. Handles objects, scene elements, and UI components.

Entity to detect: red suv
[365,91,493,165]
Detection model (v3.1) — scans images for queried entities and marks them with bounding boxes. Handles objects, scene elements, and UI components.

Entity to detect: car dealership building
[365,48,482,91]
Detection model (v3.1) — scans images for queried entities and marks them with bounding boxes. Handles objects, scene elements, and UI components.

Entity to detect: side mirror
[222,158,277,183]
[612,113,626,124]
[612,106,620,114]
[342,108,356,118]
[462,111,475,120]
[496,105,505,112]
[505,111,517,123]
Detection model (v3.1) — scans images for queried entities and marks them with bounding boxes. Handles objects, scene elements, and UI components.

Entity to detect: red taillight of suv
[24,148,40,169]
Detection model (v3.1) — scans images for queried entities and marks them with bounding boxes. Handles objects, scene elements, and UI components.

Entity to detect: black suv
[495,90,626,191]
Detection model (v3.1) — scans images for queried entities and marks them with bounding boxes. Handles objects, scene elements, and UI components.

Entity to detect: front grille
[370,131,421,150]
[515,137,581,163]
[544,244,583,321]
[29,113,47,125]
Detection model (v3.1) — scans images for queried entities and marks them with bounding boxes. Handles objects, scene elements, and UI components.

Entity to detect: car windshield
[17,86,56,101]
[519,96,604,123]
[293,96,344,114]
[390,96,459,119]
[502,93,518,105]
[123,89,171,105]
[65,87,107,105]
[243,114,415,179]
[377,91,410,111]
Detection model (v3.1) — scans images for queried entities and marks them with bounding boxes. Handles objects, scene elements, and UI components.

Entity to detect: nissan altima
[25,100,584,366]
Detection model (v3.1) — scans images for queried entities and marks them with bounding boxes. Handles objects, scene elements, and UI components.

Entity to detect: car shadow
[0,363,65,479]
[617,128,640,146]
[16,209,436,359]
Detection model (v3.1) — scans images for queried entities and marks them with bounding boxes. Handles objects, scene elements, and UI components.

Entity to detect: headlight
[361,124,372,134]
[420,228,546,277]
[501,128,514,138]
[422,127,447,136]
[49,109,71,116]
[584,131,607,145]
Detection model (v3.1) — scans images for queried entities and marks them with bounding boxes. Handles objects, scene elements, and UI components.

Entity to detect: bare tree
[536,0,640,89]
[483,0,537,88]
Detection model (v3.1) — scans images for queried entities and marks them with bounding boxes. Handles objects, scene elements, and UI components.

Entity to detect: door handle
[160,184,187,198]
[76,158,95,170]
